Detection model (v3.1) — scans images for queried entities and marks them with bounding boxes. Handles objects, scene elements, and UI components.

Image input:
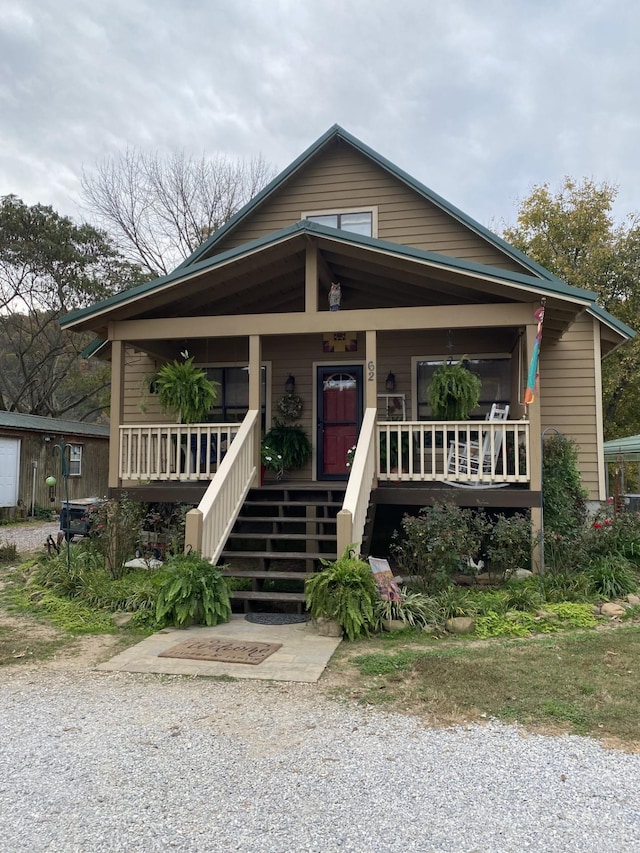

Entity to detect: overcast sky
[1,0,639,234]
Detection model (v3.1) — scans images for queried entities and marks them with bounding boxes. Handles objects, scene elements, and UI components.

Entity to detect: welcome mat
[158,637,282,665]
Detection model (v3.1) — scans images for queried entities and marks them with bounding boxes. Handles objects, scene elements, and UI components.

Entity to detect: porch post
[108,335,124,490]
[526,321,543,570]
[365,330,377,410]
[248,334,262,486]
[305,242,318,313]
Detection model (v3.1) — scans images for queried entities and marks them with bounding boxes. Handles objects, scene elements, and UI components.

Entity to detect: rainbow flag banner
[524,305,545,405]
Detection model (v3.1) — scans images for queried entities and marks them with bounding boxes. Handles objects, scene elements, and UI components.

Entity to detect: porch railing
[337,408,378,557]
[184,410,259,563]
[119,423,240,481]
[377,420,530,485]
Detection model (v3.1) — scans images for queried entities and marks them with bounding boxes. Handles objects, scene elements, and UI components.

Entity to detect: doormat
[158,637,282,665]
[245,613,310,625]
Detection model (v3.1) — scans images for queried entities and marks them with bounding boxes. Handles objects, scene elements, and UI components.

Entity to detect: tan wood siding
[539,317,601,499]
[211,144,528,273]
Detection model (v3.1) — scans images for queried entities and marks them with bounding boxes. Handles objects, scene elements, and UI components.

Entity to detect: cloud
[0,0,639,230]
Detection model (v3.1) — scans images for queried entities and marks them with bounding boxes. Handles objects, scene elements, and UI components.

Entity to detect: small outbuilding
[0,411,109,517]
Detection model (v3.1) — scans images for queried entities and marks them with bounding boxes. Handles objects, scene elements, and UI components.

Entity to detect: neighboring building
[61,125,635,566]
[0,411,109,517]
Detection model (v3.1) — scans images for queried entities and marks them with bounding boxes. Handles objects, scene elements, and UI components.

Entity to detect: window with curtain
[205,366,267,426]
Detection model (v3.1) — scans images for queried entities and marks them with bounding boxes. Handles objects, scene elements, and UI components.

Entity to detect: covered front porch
[112,409,535,563]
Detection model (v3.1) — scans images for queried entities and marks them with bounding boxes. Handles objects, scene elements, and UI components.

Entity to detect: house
[61,125,634,588]
[0,411,109,517]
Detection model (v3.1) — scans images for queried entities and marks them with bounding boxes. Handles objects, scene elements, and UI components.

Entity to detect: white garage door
[0,437,20,507]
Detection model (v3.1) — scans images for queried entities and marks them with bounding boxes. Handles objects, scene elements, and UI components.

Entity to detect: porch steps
[220,482,346,612]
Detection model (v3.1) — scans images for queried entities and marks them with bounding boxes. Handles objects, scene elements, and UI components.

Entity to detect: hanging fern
[156,356,219,424]
[427,359,481,420]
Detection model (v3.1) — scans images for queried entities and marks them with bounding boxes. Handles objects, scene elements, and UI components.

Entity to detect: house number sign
[367,361,375,382]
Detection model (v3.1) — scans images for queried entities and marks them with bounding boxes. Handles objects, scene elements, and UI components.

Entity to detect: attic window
[303,208,376,237]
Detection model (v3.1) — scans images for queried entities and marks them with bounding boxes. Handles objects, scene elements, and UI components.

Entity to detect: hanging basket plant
[155,356,219,424]
[427,358,481,420]
[277,393,303,422]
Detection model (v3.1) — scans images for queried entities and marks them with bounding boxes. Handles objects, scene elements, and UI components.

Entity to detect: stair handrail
[337,407,378,557]
[184,409,259,563]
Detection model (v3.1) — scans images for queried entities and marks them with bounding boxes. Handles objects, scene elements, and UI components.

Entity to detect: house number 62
[367,361,375,382]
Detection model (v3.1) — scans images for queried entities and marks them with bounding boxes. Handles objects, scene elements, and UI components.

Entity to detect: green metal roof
[604,435,640,463]
[0,410,109,438]
[176,124,559,282]
[62,219,609,330]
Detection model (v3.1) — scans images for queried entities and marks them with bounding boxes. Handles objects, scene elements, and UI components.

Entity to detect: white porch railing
[119,423,240,481]
[184,410,259,563]
[377,420,530,485]
[337,408,378,558]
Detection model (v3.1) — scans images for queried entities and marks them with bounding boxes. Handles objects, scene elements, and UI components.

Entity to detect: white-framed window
[302,206,378,237]
[413,354,512,420]
[68,444,83,476]
[203,363,269,429]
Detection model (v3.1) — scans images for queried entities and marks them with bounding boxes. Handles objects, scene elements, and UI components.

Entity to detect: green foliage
[89,495,145,579]
[544,602,597,627]
[305,547,379,641]
[0,195,141,420]
[543,434,588,536]
[262,421,312,471]
[35,591,117,634]
[154,552,231,628]
[486,513,531,576]
[374,587,440,630]
[475,611,537,638]
[503,581,540,612]
[427,359,482,420]
[502,177,640,438]
[32,503,55,521]
[352,649,424,676]
[156,356,219,424]
[436,586,476,620]
[391,502,487,593]
[539,568,591,602]
[260,441,283,473]
[32,544,105,598]
[586,554,638,599]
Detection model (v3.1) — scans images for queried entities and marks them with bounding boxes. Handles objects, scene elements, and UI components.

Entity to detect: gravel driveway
[0,667,639,853]
[0,521,60,554]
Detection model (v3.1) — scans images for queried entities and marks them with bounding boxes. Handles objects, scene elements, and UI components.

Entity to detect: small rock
[536,610,560,621]
[601,602,625,618]
[313,617,343,638]
[627,594,640,606]
[512,569,533,581]
[422,625,437,634]
[446,616,475,634]
[111,612,135,628]
[381,619,406,633]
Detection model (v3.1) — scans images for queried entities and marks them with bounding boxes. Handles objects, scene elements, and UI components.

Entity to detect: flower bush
[346,445,357,469]
[261,442,283,473]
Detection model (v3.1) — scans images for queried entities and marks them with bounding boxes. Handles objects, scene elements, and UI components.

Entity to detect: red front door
[317,366,363,480]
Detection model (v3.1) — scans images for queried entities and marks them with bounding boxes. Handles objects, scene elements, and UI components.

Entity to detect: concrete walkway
[97,615,341,683]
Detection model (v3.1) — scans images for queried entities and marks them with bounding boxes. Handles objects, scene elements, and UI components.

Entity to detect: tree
[502,178,640,439]
[81,148,275,277]
[0,195,142,421]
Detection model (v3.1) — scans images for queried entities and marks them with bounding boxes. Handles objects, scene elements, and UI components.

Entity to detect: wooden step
[227,532,335,542]
[220,570,313,579]
[221,550,336,561]
[234,515,338,524]
[229,590,307,602]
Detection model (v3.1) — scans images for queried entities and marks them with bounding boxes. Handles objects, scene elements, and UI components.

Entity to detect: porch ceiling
[76,228,588,344]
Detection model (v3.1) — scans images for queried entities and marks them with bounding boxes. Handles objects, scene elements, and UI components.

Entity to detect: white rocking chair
[446,404,510,488]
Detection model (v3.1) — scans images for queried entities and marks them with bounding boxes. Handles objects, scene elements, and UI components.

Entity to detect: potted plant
[155,354,219,424]
[305,546,379,640]
[260,441,283,482]
[427,358,481,420]
[262,420,312,473]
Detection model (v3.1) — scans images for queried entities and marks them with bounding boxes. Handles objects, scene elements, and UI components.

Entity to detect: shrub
[89,495,145,579]
[486,513,531,577]
[154,552,231,628]
[542,434,588,536]
[586,554,638,600]
[0,541,18,565]
[503,581,540,612]
[436,586,476,620]
[374,587,441,630]
[391,502,486,594]
[305,547,378,641]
